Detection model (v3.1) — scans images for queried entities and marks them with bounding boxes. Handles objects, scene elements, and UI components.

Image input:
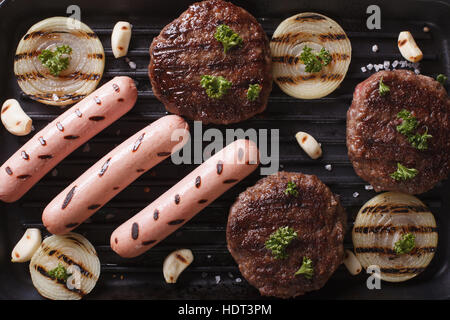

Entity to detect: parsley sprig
[294,256,314,279]
[394,233,415,255]
[247,84,261,101]
[436,74,447,86]
[38,45,72,76]
[285,181,299,197]
[47,263,71,282]
[300,46,332,73]
[214,24,243,53]
[265,226,298,259]
[396,109,432,150]
[390,163,418,181]
[379,77,390,96]
[200,75,232,99]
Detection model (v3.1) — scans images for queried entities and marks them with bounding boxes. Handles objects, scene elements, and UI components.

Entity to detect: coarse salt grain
[374,65,381,72]
[367,63,374,70]
[215,275,221,284]
[325,164,332,171]
[128,61,137,69]
[392,60,399,68]
[235,278,242,283]
[414,69,420,74]
[372,44,378,52]
[365,185,374,190]
[361,66,367,73]
[353,192,359,198]
[383,61,390,69]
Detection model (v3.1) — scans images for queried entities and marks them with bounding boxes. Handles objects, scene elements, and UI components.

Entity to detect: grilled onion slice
[270,13,351,99]
[352,192,438,282]
[14,17,105,106]
[29,232,100,300]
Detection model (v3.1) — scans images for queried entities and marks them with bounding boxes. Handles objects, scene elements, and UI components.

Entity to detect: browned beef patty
[347,70,450,194]
[227,172,346,298]
[148,0,272,124]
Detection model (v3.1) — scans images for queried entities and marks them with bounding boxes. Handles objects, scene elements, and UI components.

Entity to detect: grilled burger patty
[347,70,450,194]
[227,172,346,298]
[148,0,272,124]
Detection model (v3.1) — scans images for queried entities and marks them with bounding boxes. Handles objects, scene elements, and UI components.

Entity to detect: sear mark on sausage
[131,222,139,240]
[62,186,76,210]
[153,209,159,220]
[99,157,112,177]
[118,98,124,102]
[64,135,80,140]
[168,219,185,225]
[17,174,31,180]
[157,152,171,157]
[114,237,118,244]
[142,240,157,246]
[21,151,30,160]
[5,166,13,175]
[39,137,47,145]
[174,194,180,205]
[112,83,120,92]
[133,133,145,152]
[38,154,53,159]
[136,168,145,173]
[88,204,101,210]
[223,179,239,184]
[89,116,105,121]
[75,109,82,117]
[113,186,120,190]
[94,96,101,105]
[198,199,208,204]
[217,161,223,175]
[195,176,201,188]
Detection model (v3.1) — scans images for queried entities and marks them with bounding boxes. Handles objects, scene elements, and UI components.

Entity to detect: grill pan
[0,0,449,299]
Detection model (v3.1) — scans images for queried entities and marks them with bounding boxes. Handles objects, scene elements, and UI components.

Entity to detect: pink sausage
[0,77,137,203]
[42,115,189,234]
[110,139,260,258]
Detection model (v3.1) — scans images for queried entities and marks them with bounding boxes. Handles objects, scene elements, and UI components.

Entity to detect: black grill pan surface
[0,0,449,300]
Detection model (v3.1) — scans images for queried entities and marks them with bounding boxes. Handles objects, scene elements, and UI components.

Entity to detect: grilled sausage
[0,76,137,203]
[42,115,190,234]
[110,139,260,258]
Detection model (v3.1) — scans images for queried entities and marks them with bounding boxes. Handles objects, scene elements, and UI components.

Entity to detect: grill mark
[98,158,112,177]
[75,109,82,117]
[272,55,301,65]
[398,39,407,47]
[34,264,84,297]
[5,166,13,175]
[112,83,120,92]
[14,51,40,61]
[223,179,238,184]
[168,219,185,225]
[89,116,105,121]
[21,151,30,160]
[157,152,171,157]
[217,161,223,175]
[195,176,201,188]
[295,14,327,21]
[355,247,436,255]
[319,33,347,41]
[380,267,426,274]
[276,74,318,84]
[331,53,350,61]
[2,105,9,113]
[142,240,157,246]
[64,135,80,140]
[38,154,53,159]
[87,53,104,59]
[174,194,180,205]
[50,249,96,279]
[361,205,429,214]
[65,222,79,228]
[131,223,139,240]
[113,186,120,190]
[118,98,124,102]
[17,174,31,180]
[175,254,188,263]
[153,209,159,220]
[39,137,47,145]
[136,168,145,173]
[57,72,101,81]
[62,186,76,209]
[15,71,46,81]
[26,93,86,102]
[88,204,101,210]
[94,97,101,105]
[133,133,145,152]
[354,225,438,234]
[198,199,208,204]
[56,122,64,131]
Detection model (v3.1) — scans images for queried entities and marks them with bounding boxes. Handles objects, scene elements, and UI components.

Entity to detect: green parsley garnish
[200,75,232,99]
[436,74,447,86]
[396,109,432,150]
[294,256,314,279]
[299,46,332,73]
[214,24,243,53]
[394,233,415,255]
[379,77,390,96]
[247,84,261,101]
[390,163,418,181]
[265,226,298,259]
[47,263,71,282]
[285,181,299,197]
[38,45,72,76]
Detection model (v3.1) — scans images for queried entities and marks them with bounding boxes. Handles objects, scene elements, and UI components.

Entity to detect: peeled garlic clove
[163,249,194,283]
[398,31,423,63]
[343,249,362,275]
[11,228,42,262]
[111,21,132,58]
[1,99,32,136]
[295,131,322,159]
